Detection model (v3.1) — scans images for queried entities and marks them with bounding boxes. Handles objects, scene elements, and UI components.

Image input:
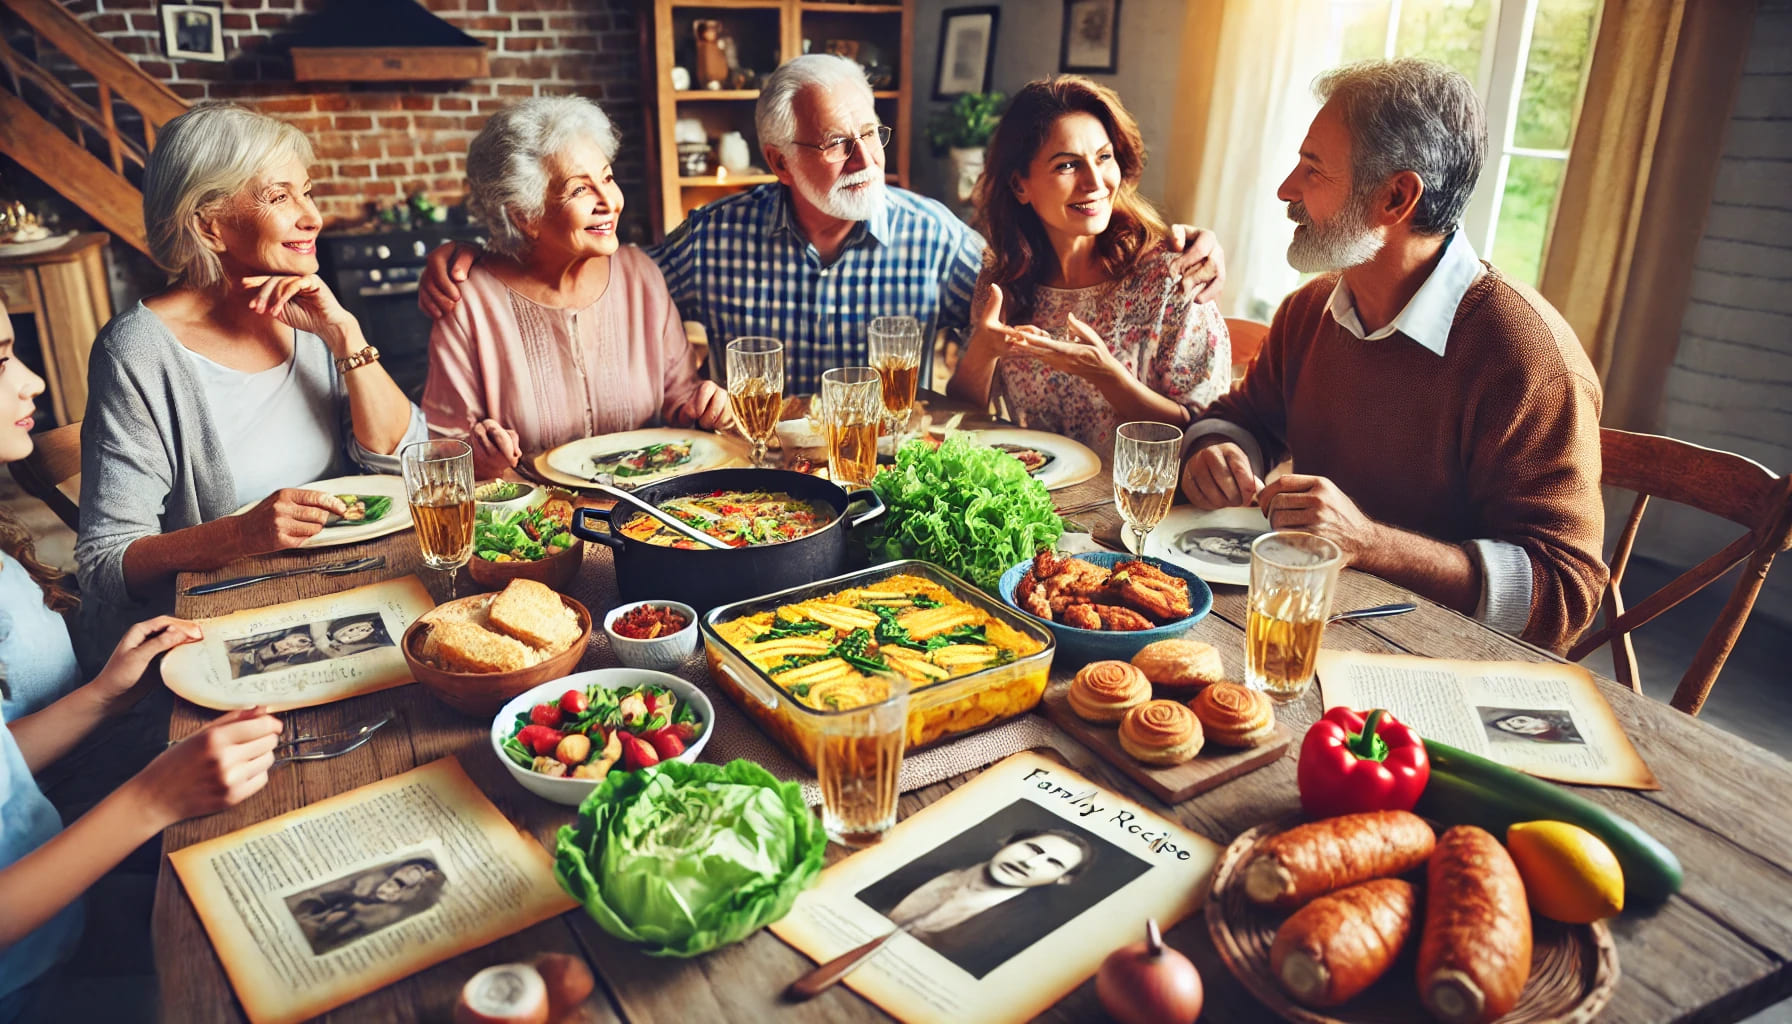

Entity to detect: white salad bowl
[602,600,701,671]
[490,668,714,806]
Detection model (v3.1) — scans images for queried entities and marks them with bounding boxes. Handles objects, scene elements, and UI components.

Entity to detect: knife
[183,555,386,596]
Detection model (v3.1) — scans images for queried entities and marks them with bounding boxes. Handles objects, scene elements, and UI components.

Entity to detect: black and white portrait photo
[855,799,1150,979]
[1173,526,1259,567]
[1478,706,1586,746]
[933,7,1000,98]
[284,855,448,956]
[224,614,396,679]
[160,2,225,62]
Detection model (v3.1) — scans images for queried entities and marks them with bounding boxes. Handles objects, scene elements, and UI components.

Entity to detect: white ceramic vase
[949,146,985,204]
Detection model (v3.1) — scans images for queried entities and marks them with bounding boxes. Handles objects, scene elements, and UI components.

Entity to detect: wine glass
[401,439,475,599]
[1113,422,1183,556]
[726,336,784,468]
[868,316,923,453]
[819,366,883,487]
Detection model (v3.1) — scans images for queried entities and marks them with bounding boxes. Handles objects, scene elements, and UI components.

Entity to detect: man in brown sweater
[1180,59,1606,652]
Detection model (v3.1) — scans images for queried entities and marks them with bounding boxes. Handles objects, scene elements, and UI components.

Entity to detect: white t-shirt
[180,344,340,508]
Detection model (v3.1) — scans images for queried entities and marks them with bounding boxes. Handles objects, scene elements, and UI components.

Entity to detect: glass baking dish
[700,560,1057,771]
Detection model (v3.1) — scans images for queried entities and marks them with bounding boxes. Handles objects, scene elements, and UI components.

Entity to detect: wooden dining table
[152,392,1792,1024]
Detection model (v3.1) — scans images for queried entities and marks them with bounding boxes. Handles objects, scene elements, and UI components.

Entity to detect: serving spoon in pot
[590,483,734,550]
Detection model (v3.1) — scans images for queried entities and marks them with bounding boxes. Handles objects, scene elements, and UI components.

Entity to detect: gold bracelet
[335,345,381,375]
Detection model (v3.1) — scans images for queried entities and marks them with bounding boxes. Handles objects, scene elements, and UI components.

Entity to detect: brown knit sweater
[1199,266,1607,651]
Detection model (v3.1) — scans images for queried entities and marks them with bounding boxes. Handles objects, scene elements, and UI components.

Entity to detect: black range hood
[287,0,488,82]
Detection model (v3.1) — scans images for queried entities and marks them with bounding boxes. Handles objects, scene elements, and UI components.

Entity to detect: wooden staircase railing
[0,0,188,256]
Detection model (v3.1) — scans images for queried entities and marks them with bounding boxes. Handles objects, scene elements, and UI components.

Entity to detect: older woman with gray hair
[422,95,727,478]
[76,102,425,661]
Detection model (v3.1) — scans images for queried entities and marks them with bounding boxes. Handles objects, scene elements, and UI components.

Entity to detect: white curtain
[1168,0,1335,321]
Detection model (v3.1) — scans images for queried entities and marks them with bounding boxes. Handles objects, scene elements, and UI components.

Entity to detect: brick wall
[54,0,649,231]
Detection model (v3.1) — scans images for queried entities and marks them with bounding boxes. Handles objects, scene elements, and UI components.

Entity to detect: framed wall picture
[160,2,226,63]
[933,6,1000,100]
[1059,0,1121,74]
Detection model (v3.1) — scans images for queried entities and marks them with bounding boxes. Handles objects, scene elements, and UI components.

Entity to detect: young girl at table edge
[0,308,283,1020]
[947,76,1230,450]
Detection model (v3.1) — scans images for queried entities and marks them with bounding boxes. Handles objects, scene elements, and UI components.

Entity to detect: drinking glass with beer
[867,316,923,451]
[1245,531,1343,703]
[815,676,910,846]
[401,439,475,597]
[819,366,882,487]
[1112,421,1182,555]
[726,336,784,468]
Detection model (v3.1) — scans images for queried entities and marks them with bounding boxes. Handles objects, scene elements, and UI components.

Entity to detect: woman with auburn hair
[947,77,1228,448]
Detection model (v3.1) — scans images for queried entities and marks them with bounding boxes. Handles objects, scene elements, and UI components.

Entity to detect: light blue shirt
[0,553,81,721]
[0,703,82,1008]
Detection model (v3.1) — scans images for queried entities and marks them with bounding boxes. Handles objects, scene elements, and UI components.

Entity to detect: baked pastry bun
[1131,639,1227,692]
[1191,683,1278,747]
[1119,700,1205,765]
[1067,661,1151,723]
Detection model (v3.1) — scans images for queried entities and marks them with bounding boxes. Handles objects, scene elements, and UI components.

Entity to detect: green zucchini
[1414,739,1683,905]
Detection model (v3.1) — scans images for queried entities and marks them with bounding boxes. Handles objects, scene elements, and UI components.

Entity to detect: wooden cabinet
[0,232,113,426]
[647,0,912,239]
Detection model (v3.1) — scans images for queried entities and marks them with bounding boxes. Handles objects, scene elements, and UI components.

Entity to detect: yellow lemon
[1507,820,1624,923]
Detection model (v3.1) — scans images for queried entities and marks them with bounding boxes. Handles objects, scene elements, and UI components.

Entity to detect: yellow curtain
[1537,0,1755,432]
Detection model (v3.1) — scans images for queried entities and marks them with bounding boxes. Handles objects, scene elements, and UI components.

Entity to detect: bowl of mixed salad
[475,478,544,514]
[491,669,713,805]
[466,494,583,592]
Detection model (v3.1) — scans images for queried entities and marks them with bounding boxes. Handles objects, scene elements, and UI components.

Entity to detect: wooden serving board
[1042,686,1292,804]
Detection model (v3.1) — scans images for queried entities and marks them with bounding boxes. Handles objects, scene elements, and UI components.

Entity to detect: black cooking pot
[571,468,886,612]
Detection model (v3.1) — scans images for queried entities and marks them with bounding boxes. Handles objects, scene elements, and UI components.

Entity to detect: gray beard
[1286,199,1384,273]
[813,172,887,221]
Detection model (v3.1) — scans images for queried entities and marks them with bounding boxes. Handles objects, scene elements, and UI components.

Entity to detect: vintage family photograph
[1172,526,1258,568]
[283,853,449,957]
[223,614,396,679]
[1478,706,1588,746]
[854,798,1150,979]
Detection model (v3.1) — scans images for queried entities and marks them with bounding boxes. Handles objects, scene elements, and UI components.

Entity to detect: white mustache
[833,169,880,193]
[1287,202,1310,226]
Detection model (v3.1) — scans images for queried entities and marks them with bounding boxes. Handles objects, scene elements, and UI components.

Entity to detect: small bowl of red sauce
[602,599,699,671]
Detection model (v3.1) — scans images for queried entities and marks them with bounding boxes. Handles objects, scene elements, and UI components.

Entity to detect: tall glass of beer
[819,366,882,487]
[815,675,910,846]
[725,336,783,468]
[1245,531,1343,702]
[867,316,923,451]
[401,439,475,596]
[1113,421,1183,555]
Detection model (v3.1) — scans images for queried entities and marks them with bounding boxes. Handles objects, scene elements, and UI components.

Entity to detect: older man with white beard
[421,55,1227,394]
[1179,59,1607,653]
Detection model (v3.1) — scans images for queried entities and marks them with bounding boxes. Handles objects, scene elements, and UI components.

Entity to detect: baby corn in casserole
[706,570,1052,765]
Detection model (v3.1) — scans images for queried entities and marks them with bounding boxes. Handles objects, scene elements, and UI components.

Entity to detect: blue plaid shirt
[647,183,985,394]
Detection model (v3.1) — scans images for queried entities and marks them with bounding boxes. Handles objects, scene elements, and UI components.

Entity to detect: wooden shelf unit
[649,0,912,238]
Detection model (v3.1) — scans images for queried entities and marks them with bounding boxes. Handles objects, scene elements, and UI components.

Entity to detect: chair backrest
[6,420,81,532]
[1224,318,1269,380]
[1566,427,1792,715]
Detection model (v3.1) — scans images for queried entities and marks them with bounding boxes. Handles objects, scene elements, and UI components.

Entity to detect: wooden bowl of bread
[403,579,591,716]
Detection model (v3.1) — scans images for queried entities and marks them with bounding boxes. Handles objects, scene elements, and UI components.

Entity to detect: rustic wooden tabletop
[152,395,1792,1023]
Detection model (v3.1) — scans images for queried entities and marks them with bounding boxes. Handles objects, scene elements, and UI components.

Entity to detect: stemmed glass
[401,439,475,599]
[868,316,923,453]
[1112,422,1183,556]
[726,336,784,468]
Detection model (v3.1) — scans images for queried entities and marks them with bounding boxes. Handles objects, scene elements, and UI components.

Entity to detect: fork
[271,718,389,769]
[182,555,386,596]
[276,713,393,752]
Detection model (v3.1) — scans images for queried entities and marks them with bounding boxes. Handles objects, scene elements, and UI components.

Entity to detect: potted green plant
[926,92,1005,203]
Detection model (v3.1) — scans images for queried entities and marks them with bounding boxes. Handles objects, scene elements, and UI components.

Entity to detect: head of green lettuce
[554,758,826,957]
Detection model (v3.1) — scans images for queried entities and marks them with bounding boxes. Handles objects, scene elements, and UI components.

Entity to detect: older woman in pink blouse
[424,96,730,478]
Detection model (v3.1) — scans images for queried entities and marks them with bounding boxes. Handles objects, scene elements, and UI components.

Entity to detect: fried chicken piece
[1017,568,1053,619]
[1032,546,1065,580]
[1110,564,1193,623]
[1061,601,1102,630]
[1092,604,1156,631]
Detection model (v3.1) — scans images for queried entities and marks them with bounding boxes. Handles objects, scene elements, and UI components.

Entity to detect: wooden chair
[1565,427,1792,715]
[7,420,81,532]
[1224,317,1269,381]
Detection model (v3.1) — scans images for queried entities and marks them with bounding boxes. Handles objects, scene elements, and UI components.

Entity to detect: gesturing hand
[241,274,354,346]
[1257,473,1381,562]
[1167,224,1226,305]
[1009,313,1121,384]
[131,707,283,828]
[471,418,522,479]
[90,616,204,709]
[418,241,482,320]
[233,488,347,557]
[1181,439,1263,509]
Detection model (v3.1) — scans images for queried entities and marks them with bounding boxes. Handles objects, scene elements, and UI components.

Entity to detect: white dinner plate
[965,428,1102,491]
[1126,505,1271,587]
[227,474,413,549]
[534,428,751,490]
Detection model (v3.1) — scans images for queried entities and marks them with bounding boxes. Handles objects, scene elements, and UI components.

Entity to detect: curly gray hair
[1314,59,1486,237]
[465,95,620,258]
[143,103,314,288]
[754,54,874,151]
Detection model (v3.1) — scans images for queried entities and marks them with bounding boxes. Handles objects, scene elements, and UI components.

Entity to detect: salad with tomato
[500,682,704,781]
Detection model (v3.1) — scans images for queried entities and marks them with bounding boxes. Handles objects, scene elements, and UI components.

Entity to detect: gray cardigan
[74,302,427,666]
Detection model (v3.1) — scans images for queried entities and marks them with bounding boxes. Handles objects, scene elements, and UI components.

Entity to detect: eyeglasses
[791,124,892,165]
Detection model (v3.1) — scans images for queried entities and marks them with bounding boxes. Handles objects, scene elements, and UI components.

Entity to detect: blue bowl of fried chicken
[999,549,1213,665]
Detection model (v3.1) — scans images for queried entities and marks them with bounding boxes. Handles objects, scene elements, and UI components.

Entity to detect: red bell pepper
[1297,707,1429,818]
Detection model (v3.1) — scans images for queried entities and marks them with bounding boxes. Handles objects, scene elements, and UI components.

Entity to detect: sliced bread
[489,579,581,652]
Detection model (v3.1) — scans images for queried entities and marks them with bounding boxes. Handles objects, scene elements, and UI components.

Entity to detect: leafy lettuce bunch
[867,435,1063,591]
[554,759,825,957]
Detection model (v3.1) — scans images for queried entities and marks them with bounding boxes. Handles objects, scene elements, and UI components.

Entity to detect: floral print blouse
[979,244,1230,450]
